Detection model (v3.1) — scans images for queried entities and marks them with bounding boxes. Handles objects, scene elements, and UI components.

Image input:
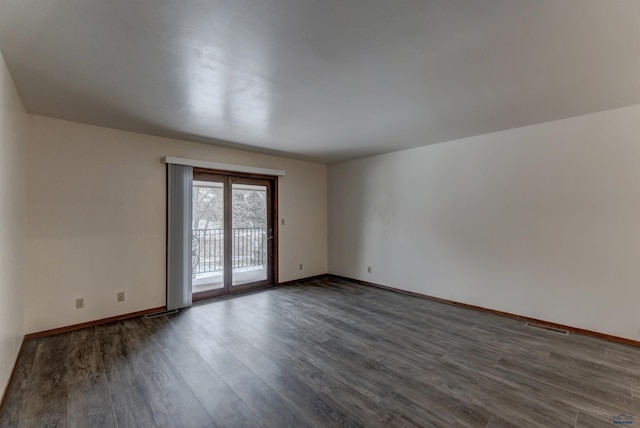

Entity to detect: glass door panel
[231,182,268,286]
[192,179,225,297]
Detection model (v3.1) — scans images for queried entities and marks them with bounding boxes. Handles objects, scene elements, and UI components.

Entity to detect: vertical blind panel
[167,164,193,310]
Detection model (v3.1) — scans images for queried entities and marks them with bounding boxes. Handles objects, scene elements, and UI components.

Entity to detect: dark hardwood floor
[2,277,640,427]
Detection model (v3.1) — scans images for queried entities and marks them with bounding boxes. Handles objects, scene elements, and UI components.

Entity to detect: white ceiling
[1,0,640,163]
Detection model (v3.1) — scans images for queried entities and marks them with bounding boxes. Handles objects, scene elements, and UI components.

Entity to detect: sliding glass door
[192,170,275,300]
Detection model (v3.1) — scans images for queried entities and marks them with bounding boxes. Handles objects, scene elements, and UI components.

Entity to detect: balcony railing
[192,227,267,276]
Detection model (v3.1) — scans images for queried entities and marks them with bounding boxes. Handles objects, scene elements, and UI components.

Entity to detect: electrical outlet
[117,292,125,302]
[281,218,285,226]
[368,266,372,273]
[299,263,303,270]
[76,298,84,309]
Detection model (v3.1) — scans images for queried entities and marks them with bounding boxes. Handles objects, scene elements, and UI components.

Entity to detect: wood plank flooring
[2,277,640,427]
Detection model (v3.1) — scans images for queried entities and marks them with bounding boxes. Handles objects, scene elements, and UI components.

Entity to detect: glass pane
[192,181,224,293]
[232,183,268,286]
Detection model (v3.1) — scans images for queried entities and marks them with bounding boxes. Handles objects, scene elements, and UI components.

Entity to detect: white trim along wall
[164,156,286,177]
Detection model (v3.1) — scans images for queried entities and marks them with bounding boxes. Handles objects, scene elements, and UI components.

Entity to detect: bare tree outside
[232,189,267,228]
[193,186,223,230]
[192,186,267,229]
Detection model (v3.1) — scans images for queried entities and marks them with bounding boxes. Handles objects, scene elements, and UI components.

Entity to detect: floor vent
[144,310,179,319]
[525,322,569,335]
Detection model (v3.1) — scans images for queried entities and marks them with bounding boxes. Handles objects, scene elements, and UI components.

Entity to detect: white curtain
[167,163,193,310]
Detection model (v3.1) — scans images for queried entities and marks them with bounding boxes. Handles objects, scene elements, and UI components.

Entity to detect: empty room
[2,0,640,427]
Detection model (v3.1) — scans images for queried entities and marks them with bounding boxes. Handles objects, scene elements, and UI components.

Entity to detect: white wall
[0,51,28,395]
[329,104,640,341]
[26,116,327,333]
